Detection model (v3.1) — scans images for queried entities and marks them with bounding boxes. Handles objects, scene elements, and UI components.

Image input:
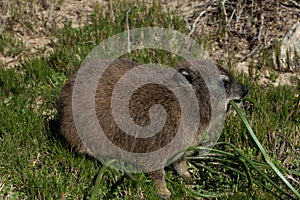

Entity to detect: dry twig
[126,8,131,53]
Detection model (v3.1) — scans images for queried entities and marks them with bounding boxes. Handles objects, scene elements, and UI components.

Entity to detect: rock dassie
[58,58,248,199]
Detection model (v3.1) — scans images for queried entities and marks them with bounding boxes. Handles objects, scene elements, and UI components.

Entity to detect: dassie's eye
[223,79,230,88]
[220,74,230,88]
[178,68,193,84]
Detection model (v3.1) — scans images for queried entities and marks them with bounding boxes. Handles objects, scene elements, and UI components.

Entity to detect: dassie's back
[58,58,211,155]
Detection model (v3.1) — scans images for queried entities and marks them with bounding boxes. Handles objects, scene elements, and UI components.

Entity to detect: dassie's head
[216,64,248,104]
[174,60,248,109]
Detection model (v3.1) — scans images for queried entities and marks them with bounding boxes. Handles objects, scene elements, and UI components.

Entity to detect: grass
[0,1,299,199]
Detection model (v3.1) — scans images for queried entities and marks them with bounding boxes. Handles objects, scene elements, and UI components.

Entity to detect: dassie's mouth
[233,99,242,103]
[231,95,244,103]
[226,98,243,112]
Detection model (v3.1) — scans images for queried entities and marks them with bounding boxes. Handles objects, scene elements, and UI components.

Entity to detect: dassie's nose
[242,85,248,97]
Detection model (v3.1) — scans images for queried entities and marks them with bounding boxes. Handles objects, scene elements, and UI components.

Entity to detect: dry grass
[1,0,299,69]
[180,0,299,70]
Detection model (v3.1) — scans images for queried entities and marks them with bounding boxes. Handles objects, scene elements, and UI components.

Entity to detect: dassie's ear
[177,68,193,84]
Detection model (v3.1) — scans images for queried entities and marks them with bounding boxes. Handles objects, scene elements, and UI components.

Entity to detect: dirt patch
[0,0,107,67]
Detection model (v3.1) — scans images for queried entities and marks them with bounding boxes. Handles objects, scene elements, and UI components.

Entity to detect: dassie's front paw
[174,159,192,179]
[181,170,192,179]
[158,187,171,199]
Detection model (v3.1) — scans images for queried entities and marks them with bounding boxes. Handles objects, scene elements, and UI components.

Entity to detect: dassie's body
[58,58,248,199]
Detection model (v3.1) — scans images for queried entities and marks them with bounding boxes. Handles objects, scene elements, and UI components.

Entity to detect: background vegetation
[0,0,299,199]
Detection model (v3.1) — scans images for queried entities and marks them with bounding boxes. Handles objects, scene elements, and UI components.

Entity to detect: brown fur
[58,58,248,199]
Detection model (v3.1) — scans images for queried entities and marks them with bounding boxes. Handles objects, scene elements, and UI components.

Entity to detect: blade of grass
[189,145,253,194]
[90,160,116,200]
[218,141,294,198]
[230,101,300,199]
[191,189,235,198]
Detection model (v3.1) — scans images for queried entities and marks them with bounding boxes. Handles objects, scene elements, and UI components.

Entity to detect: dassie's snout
[241,85,248,98]
[230,82,248,103]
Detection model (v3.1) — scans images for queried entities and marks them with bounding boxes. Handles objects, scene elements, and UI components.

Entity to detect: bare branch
[126,8,131,53]
[258,14,264,44]
[222,0,228,41]
[288,0,300,8]
[188,10,206,38]
[47,0,55,27]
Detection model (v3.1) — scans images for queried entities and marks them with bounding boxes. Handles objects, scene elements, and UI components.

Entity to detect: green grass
[0,1,299,199]
[0,34,26,58]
